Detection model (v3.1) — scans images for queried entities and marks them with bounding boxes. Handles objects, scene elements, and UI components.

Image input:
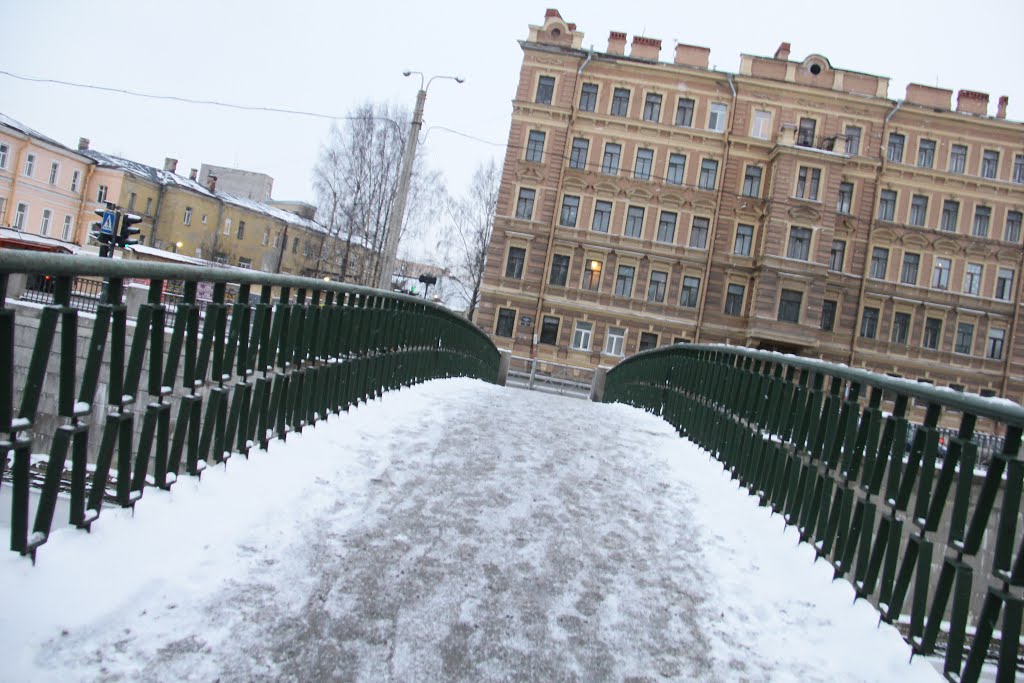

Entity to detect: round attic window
[551,28,561,37]
[809,63,822,75]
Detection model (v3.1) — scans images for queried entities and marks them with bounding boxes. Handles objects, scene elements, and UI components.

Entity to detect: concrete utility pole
[376,72,463,291]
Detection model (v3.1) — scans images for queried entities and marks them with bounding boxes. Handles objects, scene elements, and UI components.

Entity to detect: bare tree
[437,159,499,319]
[312,102,442,286]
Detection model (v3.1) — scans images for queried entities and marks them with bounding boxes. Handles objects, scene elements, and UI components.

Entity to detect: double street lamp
[376,71,464,291]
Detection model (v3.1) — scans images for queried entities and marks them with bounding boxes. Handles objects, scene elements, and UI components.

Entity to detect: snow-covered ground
[0,378,939,682]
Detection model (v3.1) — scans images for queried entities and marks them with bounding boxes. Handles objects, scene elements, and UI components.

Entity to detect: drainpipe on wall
[847,99,903,366]
[75,162,96,245]
[528,46,594,384]
[2,138,28,228]
[694,73,738,343]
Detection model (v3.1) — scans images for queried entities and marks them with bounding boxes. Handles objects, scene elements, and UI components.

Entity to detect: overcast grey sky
[1,0,1020,259]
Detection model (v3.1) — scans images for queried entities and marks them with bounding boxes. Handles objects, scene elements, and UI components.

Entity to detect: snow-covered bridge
[3,379,938,681]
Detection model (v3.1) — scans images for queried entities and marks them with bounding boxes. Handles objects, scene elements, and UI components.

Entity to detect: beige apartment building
[478,9,1024,400]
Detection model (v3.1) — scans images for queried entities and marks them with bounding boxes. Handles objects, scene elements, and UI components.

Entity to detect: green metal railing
[604,344,1023,683]
[0,251,499,561]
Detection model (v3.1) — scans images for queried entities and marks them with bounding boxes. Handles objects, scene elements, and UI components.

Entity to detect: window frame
[724,283,745,316]
[887,133,905,163]
[829,240,845,272]
[515,188,536,220]
[603,326,626,356]
[624,206,645,238]
[680,276,700,308]
[656,211,677,244]
[535,75,555,105]
[751,110,771,140]
[614,264,635,297]
[923,317,942,350]
[891,311,911,345]
[548,254,570,286]
[941,200,960,232]
[505,246,526,279]
[569,138,589,169]
[601,143,621,175]
[571,321,593,351]
[742,165,762,198]
[878,189,897,222]
[917,139,936,168]
[578,83,598,112]
[909,194,928,227]
[900,252,920,285]
[591,200,612,233]
[675,97,695,127]
[954,321,975,355]
[707,103,727,132]
[972,205,991,238]
[981,149,999,179]
[642,93,662,123]
[860,307,880,339]
[869,246,889,280]
[698,158,718,190]
[689,216,709,249]
[734,224,753,256]
[932,257,952,290]
[633,148,654,180]
[495,308,516,338]
[836,181,854,215]
[777,289,803,324]
[525,130,546,162]
[949,144,967,174]
[540,316,560,345]
[647,270,668,303]
[1005,210,1022,243]
[666,153,686,185]
[559,195,580,227]
[611,87,631,117]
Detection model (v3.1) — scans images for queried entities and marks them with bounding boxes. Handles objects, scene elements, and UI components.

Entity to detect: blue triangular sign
[101,212,116,234]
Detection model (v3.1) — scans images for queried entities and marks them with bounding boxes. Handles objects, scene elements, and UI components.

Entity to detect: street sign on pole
[100,211,117,235]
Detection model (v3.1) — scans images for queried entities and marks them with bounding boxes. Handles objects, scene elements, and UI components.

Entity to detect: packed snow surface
[0,378,938,682]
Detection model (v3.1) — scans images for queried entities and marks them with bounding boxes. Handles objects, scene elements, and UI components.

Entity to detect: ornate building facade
[478,9,1024,400]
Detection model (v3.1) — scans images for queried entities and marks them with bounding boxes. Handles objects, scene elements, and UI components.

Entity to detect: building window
[836,182,853,215]
[535,76,555,105]
[932,257,951,290]
[647,271,668,303]
[505,246,526,279]
[878,190,896,221]
[39,209,51,236]
[777,289,802,323]
[950,144,967,174]
[955,322,975,355]
[860,307,879,339]
[70,169,80,192]
[611,88,630,116]
[795,167,821,201]
[184,206,192,225]
[821,300,837,331]
[972,206,991,237]
[689,217,709,249]
[675,98,694,127]
[559,195,580,227]
[24,153,35,177]
[61,214,72,240]
[708,103,727,132]
[724,284,745,316]
[0,143,7,169]
[624,206,645,238]
[614,265,635,297]
[981,150,999,179]
[845,126,861,155]
[923,318,942,350]
[292,237,299,254]
[829,240,845,272]
[909,195,928,227]
[601,143,621,175]
[797,118,816,146]
[14,203,26,229]
[592,200,612,232]
[515,188,535,220]
[742,165,762,197]
[987,329,1006,360]
[48,161,59,185]
[262,227,270,246]
[579,83,597,112]
[97,185,108,203]
[638,332,659,351]
[125,192,137,211]
[569,138,589,169]
[786,227,811,260]
[680,276,700,307]
[917,139,936,168]
[941,200,960,232]
[1005,211,1022,242]
[549,254,570,286]
[751,110,771,139]
[540,316,560,345]
[525,130,545,162]
[698,159,718,190]
[964,263,982,295]
[495,308,516,338]
[734,224,753,256]
[643,93,662,122]
[572,321,593,351]
[633,148,654,180]
[237,220,245,240]
[901,253,920,285]
[869,247,889,279]
[604,327,625,356]
[238,257,252,269]
[666,153,686,185]
[222,217,230,235]
[887,133,905,163]
[657,211,677,243]
[583,259,602,291]
[884,313,910,346]
[996,267,1015,301]
[1014,154,1024,184]
[145,197,153,215]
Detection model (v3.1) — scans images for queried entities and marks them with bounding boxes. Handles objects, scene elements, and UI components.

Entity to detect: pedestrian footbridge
[0,252,1021,682]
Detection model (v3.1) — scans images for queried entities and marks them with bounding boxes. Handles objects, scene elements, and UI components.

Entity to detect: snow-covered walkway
[2,378,938,681]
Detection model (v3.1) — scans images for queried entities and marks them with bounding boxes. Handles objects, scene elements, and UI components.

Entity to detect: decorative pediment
[996,248,1022,265]
[964,241,993,258]
[872,227,898,243]
[787,204,821,224]
[900,233,930,249]
[693,197,717,213]
[562,176,588,191]
[625,187,653,202]
[593,180,619,196]
[934,238,960,254]
[659,191,687,208]
[516,166,545,183]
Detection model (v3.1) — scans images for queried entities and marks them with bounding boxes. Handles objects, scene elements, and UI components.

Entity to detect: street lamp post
[376,71,463,291]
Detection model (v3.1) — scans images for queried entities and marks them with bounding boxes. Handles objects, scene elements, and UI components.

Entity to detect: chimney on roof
[997,95,1008,119]
[207,174,217,193]
[77,137,90,151]
[163,157,178,173]
[956,89,989,115]
[630,35,662,61]
[607,31,626,55]
[774,42,791,61]
[189,168,198,181]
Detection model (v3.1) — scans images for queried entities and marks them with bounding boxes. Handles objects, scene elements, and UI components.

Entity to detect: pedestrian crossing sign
[100,211,117,234]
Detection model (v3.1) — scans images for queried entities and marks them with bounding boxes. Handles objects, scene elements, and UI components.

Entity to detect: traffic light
[91,203,118,258]
[418,273,437,298]
[118,212,142,248]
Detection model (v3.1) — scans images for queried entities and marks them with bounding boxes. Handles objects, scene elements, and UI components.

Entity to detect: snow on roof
[80,150,165,185]
[0,226,80,253]
[127,243,238,268]
[0,112,74,152]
